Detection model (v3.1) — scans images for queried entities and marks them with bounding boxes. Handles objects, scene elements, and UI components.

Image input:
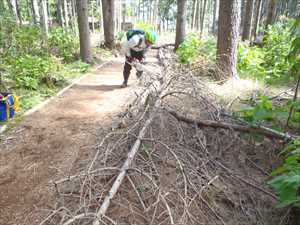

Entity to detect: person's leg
[135,51,144,78]
[122,56,132,87]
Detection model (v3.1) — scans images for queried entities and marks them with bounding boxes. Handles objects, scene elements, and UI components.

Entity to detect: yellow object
[12,95,20,112]
[1,94,20,121]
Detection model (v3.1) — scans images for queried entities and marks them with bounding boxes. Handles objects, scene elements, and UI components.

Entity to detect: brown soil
[0,59,142,225]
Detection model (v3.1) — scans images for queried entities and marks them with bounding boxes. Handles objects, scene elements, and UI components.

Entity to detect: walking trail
[0,53,158,225]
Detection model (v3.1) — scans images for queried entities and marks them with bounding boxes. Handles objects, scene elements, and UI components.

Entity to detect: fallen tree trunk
[167,109,296,141]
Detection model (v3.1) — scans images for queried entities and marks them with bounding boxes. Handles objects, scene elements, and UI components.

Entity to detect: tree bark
[70,0,78,33]
[15,0,22,24]
[71,0,76,18]
[240,0,246,34]
[175,0,187,50]
[7,0,20,22]
[242,0,254,41]
[63,0,69,27]
[96,0,102,31]
[102,0,115,49]
[212,0,218,34]
[91,1,95,33]
[200,0,207,37]
[195,0,201,31]
[191,0,197,30]
[56,0,64,26]
[76,0,92,63]
[265,0,276,29]
[39,0,49,34]
[288,0,298,18]
[31,0,40,24]
[251,0,262,41]
[168,109,295,141]
[0,0,5,13]
[216,0,240,79]
[122,1,126,24]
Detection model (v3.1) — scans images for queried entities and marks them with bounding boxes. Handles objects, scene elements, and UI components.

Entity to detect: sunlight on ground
[207,77,290,109]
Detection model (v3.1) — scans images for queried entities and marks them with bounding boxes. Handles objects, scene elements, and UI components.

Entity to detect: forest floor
[0,52,159,225]
[0,46,290,225]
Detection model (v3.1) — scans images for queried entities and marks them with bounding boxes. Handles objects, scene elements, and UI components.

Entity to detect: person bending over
[121,29,157,88]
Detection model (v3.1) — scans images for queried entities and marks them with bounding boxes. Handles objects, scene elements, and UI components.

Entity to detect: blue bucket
[0,93,15,121]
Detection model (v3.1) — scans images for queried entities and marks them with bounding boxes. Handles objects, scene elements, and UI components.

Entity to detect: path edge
[0,61,110,135]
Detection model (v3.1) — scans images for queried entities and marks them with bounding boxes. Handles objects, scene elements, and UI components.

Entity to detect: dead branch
[166,108,295,141]
[92,48,168,225]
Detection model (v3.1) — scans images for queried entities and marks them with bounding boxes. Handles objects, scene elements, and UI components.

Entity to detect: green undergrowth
[0,16,91,119]
[176,17,300,211]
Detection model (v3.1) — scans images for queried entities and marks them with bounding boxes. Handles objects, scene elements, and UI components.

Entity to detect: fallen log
[167,109,296,141]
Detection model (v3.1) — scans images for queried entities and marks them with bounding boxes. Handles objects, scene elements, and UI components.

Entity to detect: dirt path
[0,55,156,225]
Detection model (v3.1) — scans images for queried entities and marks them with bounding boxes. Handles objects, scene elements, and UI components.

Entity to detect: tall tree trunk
[31,0,40,24]
[7,0,20,22]
[71,0,76,18]
[149,0,152,24]
[47,0,51,22]
[76,0,91,63]
[96,0,102,31]
[71,0,78,33]
[197,0,202,30]
[39,0,48,34]
[216,0,240,79]
[91,1,95,33]
[118,0,122,32]
[242,0,254,41]
[63,0,69,27]
[191,0,197,30]
[153,0,158,29]
[137,0,141,21]
[240,0,246,34]
[0,0,5,13]
[57,0,64,26]
[175,0,187,50]
[15,0,22,24]
[200,0,207,37]
[102,0,114,49]
[212,0,218,34]
[288,0,298,18]
[122,1,125,25]
[26,0,32,19]
[251,0,262,41]
[195,0,200,30]
[265,0,276,29]
[142,0,145,21]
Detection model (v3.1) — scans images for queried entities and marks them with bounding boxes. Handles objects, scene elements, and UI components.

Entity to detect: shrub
[8,55,57,90]
[238,42,266,79]
[12,25,46,56]
[48,27,79,62]
[176,34,217,64]
[269,139,300,208]
[238,19,294,84]
[176,33,202,64]
[263,20,293,83]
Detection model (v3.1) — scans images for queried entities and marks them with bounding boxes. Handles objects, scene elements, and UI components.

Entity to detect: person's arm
[124,35,140,57]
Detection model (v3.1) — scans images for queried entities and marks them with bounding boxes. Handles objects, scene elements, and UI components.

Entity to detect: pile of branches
[41,48,288,225]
